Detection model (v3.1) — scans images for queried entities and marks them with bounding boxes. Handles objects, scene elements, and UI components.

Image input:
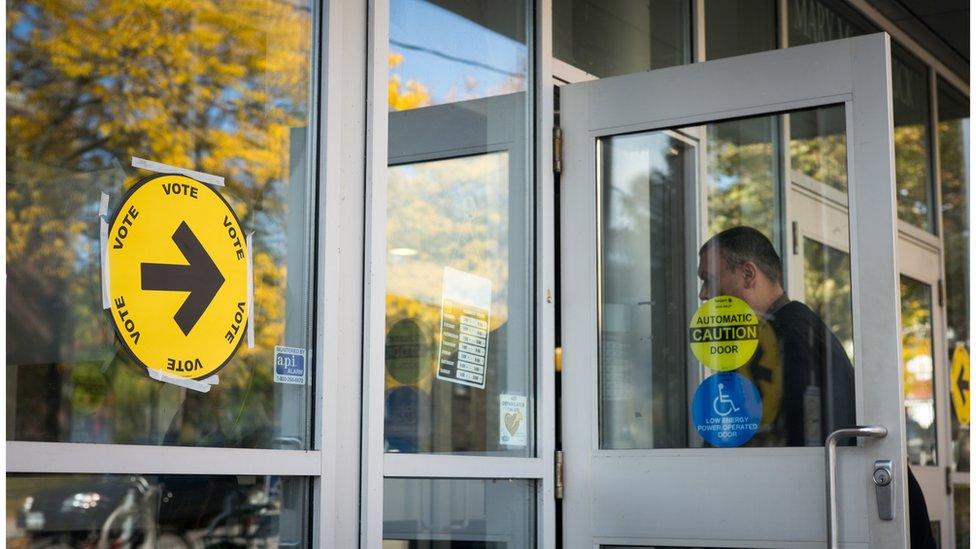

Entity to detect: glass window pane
[553,0,691,78]
[385,0,534,456]
[704,0,777,61]
[7,474,308,546]
[6,0,316,449]
[803,239,854,361]
[955,485,970,549]
[938,79,970,473]
[383,478,535,546]
[706,116,781,244]
[900,276,937,466]
[787,0,875,47]
[790,106,849,192]
[599,105,856,449]
[599,132,691,449]
[892,44,935,232]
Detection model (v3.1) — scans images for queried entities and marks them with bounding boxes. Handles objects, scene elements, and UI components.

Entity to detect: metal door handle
[825,426,887,549]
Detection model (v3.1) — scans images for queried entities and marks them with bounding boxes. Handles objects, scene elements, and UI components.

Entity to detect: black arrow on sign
[957,362,969,406]
[141,221,225,336]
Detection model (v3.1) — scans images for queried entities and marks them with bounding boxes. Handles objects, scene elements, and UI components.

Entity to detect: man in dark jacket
[699,226,853,443]
[698,226,935,547]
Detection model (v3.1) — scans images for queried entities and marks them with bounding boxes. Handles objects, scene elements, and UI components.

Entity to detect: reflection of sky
[390,0,526,106]
[605,132,672,230]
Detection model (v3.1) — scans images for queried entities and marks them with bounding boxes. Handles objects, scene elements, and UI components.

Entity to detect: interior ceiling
[864,0,969,83]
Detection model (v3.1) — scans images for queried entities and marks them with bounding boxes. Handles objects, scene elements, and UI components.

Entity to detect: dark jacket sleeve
[908,465,937,549]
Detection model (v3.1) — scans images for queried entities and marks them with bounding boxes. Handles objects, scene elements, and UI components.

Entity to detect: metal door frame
[560,34,907,547]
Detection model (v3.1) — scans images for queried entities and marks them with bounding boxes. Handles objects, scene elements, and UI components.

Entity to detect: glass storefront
[385,0,535,456]
[938,78,971,474]
[704,0,777,60]
[900,276,938,466]
[383,478,535,547]
[787,0,875,46]
[892,44,936,233]
[553,0,691,77]
[7,474,309,547]
[6,0,317,450]
[5,0,970,546]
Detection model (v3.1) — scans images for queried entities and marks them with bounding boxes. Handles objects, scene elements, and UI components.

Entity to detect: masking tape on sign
[246,232,255,349]
[131,156,225,187]
[148,368,212,393]
[99,192,111,309]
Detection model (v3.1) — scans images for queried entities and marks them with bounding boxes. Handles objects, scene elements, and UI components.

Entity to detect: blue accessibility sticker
[691,372,762,447]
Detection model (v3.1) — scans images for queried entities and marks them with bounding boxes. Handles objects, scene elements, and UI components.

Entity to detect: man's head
[698,226,785,314]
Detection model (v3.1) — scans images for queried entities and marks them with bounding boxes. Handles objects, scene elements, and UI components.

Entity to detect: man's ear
[741,261,758,289]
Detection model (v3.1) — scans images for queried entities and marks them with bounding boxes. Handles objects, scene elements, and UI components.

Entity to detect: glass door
[560,34,908,547]
[898,237,952,547]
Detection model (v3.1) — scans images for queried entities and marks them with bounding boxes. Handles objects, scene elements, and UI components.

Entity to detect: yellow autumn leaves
[389,52,431,111]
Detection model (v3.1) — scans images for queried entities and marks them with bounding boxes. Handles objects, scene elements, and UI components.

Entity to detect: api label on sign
[274,346,307,385]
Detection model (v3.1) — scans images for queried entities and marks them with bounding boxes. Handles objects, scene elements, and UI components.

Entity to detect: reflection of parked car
[15,475,278,548]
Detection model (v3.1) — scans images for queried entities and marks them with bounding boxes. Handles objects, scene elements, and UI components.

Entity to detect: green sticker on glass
[689,296,760,372]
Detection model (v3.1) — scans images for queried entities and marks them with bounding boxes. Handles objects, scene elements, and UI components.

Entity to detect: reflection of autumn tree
[939,112,969,346]
[803,241,854,361]
[788,107,848,192]
[7,0,311,446]
[389,52,431,111]
[386,153,509,328]
[894,124,932,228]
[900,278,933,400]
[385,148,513,453]
[388,50,526,111]
[790,134,847,191]
[706,120,776,241]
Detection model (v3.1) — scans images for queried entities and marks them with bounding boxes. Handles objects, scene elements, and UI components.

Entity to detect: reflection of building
[5,0,970,547]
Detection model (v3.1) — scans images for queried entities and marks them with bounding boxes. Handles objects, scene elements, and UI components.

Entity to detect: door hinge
[555,450,564,499]
[791,221,799,255]
[938,279,945,308]
[553,126,563,175]
[946,466,953,494]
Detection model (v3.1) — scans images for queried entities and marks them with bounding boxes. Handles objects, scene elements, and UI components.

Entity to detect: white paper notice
[499,394,527,447]
[436,267,492,389]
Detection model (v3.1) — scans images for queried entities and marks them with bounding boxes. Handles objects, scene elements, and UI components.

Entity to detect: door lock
[873,460,893,520]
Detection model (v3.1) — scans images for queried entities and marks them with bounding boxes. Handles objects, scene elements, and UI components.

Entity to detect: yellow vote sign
[689,295,759,371]
[738,320,783,428]
[950,345,970,425]
[107,174,249,379]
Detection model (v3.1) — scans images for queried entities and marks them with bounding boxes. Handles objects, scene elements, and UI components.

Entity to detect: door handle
[825,426,887,549]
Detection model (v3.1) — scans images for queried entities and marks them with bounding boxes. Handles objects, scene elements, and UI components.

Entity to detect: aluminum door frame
[560,34,907,548]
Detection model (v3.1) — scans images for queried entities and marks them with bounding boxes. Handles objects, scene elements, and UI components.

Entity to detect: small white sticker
[274,346,307,385]
[499,393,527,447]
[437,267,492,390]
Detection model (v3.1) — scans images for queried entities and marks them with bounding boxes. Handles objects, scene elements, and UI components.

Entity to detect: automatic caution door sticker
[107,174,248,379]
[689,295,760,371]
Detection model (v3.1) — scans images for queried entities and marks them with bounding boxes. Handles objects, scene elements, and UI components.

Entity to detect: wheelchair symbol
[713,383,740,417]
